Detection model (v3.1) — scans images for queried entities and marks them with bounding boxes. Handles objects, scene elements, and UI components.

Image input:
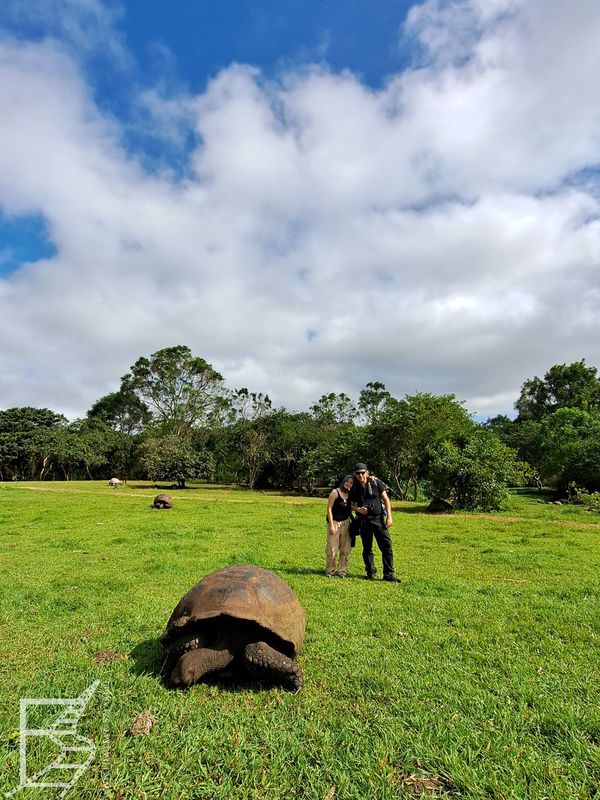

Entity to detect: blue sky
[1,0,599,418]
[2,0,416,264]
[119,0,414,89]
[0,213,56,275]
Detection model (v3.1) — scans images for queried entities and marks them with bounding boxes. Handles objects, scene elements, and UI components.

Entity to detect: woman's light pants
[325,518,351,577]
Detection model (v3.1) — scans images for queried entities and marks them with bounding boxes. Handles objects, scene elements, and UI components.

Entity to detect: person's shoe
[365,574,376,580]
[383,575,401,583]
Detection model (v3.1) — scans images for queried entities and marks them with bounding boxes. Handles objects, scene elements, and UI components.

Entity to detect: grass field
[1,481,599,799]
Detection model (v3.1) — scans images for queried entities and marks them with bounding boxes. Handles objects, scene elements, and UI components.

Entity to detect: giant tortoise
[160,564,306,691]
[153,493,173,509]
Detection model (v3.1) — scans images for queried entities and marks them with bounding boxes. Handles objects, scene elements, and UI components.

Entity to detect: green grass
[1,481,599,799]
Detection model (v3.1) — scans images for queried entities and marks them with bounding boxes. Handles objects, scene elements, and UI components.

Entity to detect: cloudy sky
[1,0,599,420]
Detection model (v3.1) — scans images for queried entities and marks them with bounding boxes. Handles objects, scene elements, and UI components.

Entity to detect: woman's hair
[339,474,355,489]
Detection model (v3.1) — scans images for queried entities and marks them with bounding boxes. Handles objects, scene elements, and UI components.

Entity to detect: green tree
[217,389,275,488]
[485,415,544,488]
[515,360,600,421]
[538,408,600,491]
[258,411,321,490]
[310,393,357,426]
[140,434,214,488]
[38,419,114,481]
[368,393,474,500]
[428,429,520,511]
[240,426,271,489]
[298,423,365,494]
[88,387,151,435]
[358,381,391,424]
[0,407,67,480]
[122,345,226,436]
[87,387,151,479]
[229,388,273,422]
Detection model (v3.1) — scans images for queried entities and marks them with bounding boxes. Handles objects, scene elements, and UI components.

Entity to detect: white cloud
[1,0,600,420]
[1,0,130,68]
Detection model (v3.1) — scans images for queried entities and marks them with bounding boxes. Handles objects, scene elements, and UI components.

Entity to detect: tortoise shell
[153,493,173,509]
[160,564,305,655]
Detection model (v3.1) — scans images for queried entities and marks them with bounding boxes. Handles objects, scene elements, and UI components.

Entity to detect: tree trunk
[39,456,52,481]
[411,476,419,501]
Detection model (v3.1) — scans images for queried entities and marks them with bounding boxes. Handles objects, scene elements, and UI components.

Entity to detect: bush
[428,430,518,511]
[577,489,600,514]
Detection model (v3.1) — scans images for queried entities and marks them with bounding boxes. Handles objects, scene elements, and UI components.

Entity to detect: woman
[325,474,354,578]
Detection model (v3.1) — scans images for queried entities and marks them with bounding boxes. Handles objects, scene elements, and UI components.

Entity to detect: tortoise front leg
[243,641,304,691]
[169,647,234,687]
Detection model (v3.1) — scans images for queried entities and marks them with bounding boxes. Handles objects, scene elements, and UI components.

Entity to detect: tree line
[2,347,600,510]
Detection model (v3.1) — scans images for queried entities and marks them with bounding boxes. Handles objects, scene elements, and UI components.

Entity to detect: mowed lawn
[1,482,599,800]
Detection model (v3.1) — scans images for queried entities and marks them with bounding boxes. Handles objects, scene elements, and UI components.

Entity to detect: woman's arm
[326,489,337,527]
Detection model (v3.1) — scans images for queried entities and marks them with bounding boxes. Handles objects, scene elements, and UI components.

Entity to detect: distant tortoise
[108,477,122,487]
[153,493,173,509]
[426,498,453,513]
[160,564,306,691]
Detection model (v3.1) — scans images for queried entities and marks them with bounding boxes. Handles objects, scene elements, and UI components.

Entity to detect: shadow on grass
[128,483,258,492]
[128,483,204,491]
[510,487,552,498]
[277,565,374,581]
[277,566,326,577]
[392,505,435,514]
[129,638,165,678]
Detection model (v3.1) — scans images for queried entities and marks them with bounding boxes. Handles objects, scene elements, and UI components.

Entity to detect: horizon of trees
[2,348,600,510]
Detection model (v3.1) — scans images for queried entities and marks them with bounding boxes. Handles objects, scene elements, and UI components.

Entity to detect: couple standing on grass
[325,462,400,582]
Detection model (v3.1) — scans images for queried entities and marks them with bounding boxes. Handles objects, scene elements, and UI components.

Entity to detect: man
[350,462,400,582]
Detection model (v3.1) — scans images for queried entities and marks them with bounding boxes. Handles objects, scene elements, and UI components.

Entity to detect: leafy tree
[222,420,272,489]
[515,360,600,421]
[292,393,363,492]
[88,387,151,435]
[87,388,151,479]
[484,414,515,440]
[428,429,520,510]
[35,418,115,481]
[240,426,271,489]
[140,434,214,488]
[122,345,226,436]
[0,407,67,480]
[310,393,357,426]
[358,382,391,424]
[368,393,474,500]
[538,408,600,491]
[298,423,365,494]
[229,388,273,422]
[217,389,275,488]
[257,411,321,490]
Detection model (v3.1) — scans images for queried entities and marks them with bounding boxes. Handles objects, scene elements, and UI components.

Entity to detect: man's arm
[350,484,368,515]
[380,489,393,528]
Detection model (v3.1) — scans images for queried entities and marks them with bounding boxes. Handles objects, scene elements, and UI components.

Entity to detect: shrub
[428,430,518,511]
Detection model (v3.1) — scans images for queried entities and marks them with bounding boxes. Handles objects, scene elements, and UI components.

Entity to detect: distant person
[350,463,399,582]
[325,474,355,578]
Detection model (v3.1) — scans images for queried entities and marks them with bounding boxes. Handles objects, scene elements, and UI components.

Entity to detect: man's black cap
[354,462,368,471]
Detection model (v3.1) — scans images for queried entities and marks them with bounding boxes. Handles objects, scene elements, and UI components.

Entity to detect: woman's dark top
[330,489,352,521]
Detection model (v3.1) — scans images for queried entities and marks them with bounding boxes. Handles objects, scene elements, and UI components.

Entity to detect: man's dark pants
[359,518,395,579]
